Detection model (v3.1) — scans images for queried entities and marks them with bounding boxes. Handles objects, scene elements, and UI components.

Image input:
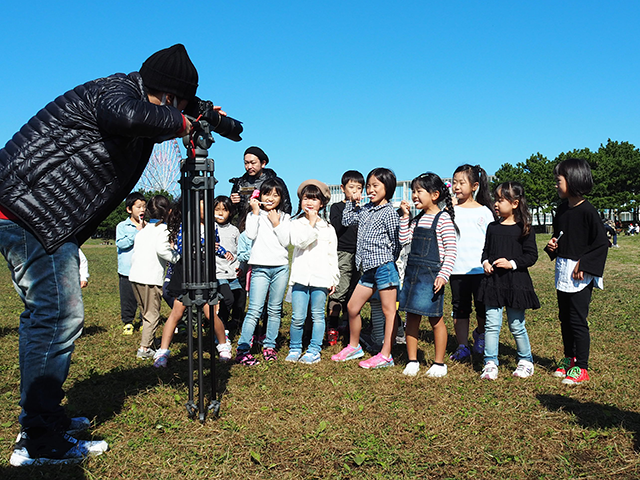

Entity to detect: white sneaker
[480,361,499,380]
[216,342,232,362]
[512,360,534,378]
[425,363,448,378]
[402,361,420,376]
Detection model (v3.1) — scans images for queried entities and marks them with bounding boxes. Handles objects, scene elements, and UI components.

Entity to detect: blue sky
[1,1,639,198]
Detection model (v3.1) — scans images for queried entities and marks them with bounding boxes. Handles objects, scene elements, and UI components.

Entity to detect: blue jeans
[484,306,533,365]
[0,220,84,430]
[238,265,289,351]
[289,284,328,354]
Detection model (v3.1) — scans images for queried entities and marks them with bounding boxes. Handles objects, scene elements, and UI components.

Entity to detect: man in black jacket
[0,44,201,466]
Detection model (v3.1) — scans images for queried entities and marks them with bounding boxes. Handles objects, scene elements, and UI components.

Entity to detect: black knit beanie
[140,44,199,100]
[244,146,269,165]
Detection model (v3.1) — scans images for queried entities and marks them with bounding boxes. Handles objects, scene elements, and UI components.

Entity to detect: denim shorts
[359,262,399,290]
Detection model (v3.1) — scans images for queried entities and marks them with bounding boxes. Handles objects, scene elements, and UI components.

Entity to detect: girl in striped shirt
[398,173,457,377]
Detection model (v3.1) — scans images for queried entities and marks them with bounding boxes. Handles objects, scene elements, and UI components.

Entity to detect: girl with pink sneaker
[398,173,457,378]
[331,168,400,369]
[544,158,608,385]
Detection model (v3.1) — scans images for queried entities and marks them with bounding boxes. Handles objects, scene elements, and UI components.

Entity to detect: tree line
[492,139,640,225]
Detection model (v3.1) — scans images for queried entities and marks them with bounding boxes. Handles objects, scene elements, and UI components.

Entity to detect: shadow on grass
[65,333,233,425]
[0,464,87,480]
[537,394,640,452]
[0,326,19,338]
[80,325,107,337]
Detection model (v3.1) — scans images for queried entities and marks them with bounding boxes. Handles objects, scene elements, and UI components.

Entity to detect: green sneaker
[552,357,575,378]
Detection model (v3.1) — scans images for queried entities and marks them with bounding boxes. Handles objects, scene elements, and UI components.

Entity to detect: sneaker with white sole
[66,417,91,436]
[359,352,394,369]
[331,344,364,362]
[480,361,499,380]
[561,366,590,385]
[285,350,302,363]
[425,363,448,378]
[10,430,108,467]
[299,351,321,364]
[153,348,170,368]
[136,347,155,360]
[512,360,534,378]
[216,342,232,362]
[402,361,420,376]
[449,344,471,362]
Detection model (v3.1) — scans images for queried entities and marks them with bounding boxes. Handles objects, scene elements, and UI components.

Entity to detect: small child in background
[79,248,89,288]
[327,170,365,333]
[153,201,232,367]
[398,173,457,378]
[545,158,608,385]
[235,178,292,365]
[214,195,244,329]
[477,182,539,380]
[332,167,401,369]
[286,180,339,364]
[449,164,495,361]
[116,192,146,335]
[129,195,179,359]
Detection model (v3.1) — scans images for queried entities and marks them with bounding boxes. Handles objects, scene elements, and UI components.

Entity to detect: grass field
[0,234,639,479]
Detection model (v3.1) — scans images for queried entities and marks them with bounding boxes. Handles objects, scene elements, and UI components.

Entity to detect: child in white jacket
[129,195,179,359]
[286,180,339,364]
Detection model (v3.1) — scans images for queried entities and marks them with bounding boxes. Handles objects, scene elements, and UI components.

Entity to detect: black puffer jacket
[0,72,184,253]
[230,168,292,215]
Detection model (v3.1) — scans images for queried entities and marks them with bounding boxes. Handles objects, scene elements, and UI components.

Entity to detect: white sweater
[246,210,290,266]
[289,216,340,288]
[129,221,180,286]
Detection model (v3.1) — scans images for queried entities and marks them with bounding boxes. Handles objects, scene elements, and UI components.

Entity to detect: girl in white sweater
[235,178,291,365]
[129,195,179,359]
[286,180,339,364]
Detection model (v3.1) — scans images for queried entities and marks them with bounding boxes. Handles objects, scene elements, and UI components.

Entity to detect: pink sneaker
[331,344,364,362]
[359,352,394,369]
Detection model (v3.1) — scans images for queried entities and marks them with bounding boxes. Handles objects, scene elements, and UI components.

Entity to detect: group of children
[115,157,608,385]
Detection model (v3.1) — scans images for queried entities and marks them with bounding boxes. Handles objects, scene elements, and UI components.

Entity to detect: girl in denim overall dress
[398,173,457,377]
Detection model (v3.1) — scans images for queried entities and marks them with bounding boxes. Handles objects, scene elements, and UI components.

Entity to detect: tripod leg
[185,306,197,419]
[209,309,220,417]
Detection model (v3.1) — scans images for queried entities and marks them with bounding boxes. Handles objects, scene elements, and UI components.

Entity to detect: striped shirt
[399,211,457,282]
[342,201,400,272]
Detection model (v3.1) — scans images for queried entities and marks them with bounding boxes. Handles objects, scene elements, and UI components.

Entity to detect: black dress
[477,222,540,310]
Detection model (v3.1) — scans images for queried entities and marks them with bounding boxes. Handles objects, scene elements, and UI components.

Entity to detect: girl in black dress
[477,182,539,380]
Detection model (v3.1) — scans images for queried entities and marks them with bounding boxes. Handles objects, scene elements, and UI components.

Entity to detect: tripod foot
[186,401,198,419]
[208,400,221,418]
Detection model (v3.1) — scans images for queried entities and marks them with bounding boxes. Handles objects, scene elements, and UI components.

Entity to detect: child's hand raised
[306,206,318,226]
[268,209,280,227]
[400,200,411,218]
[249,197,260,215]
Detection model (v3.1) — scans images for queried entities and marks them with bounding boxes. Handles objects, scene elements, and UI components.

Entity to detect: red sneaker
[552,357,575,378]
[561,366,590,385]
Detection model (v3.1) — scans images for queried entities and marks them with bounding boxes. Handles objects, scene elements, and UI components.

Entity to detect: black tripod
[180,118,221,422]
[179,99,242,422]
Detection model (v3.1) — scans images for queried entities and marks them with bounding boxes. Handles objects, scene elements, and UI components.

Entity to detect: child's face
[412,187,439,211]
[366,175,387,205]
[214,204,230,224]
[494,190,518,219]
[128,199,146,223]
[452,172,478,204]
[261,188,281,211]
[555,175,569,199]
[301,194,322,214]
[341,180,363,201]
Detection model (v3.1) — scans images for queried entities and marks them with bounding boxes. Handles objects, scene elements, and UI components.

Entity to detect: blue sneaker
[449,344,471,362]
[299,351,321,364]
[285,350,302,363]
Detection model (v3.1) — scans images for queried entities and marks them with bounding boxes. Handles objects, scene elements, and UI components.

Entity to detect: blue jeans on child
[0,219,84,431]
[289,284,328,354]
[238,264,289,351]
[484,306,533,365]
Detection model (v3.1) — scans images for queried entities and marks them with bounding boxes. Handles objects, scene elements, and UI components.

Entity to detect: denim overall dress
[398,211,444,317]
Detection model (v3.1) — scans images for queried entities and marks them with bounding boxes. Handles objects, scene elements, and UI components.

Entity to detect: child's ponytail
[454,164,493,210]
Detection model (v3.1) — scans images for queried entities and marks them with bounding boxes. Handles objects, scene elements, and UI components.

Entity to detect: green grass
[0,235,639,479]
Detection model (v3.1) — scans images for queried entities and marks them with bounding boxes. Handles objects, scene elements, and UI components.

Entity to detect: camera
[184,97,243,142]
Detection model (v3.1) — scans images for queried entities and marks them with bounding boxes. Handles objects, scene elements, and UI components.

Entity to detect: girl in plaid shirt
[331,168,401,369]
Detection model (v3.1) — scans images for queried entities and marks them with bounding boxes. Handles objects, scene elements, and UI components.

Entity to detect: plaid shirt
[342,201,400,271]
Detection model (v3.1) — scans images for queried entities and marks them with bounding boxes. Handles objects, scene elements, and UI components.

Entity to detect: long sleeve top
[289,216,340,288]
[246,210,291,266]
[216,223,240,280]
[129,220,180,286]
[116,217,142,276]
[342,201,400,271]
[399,211,457,282]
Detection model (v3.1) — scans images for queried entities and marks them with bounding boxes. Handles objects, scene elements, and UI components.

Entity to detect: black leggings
[557,282,593,370]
